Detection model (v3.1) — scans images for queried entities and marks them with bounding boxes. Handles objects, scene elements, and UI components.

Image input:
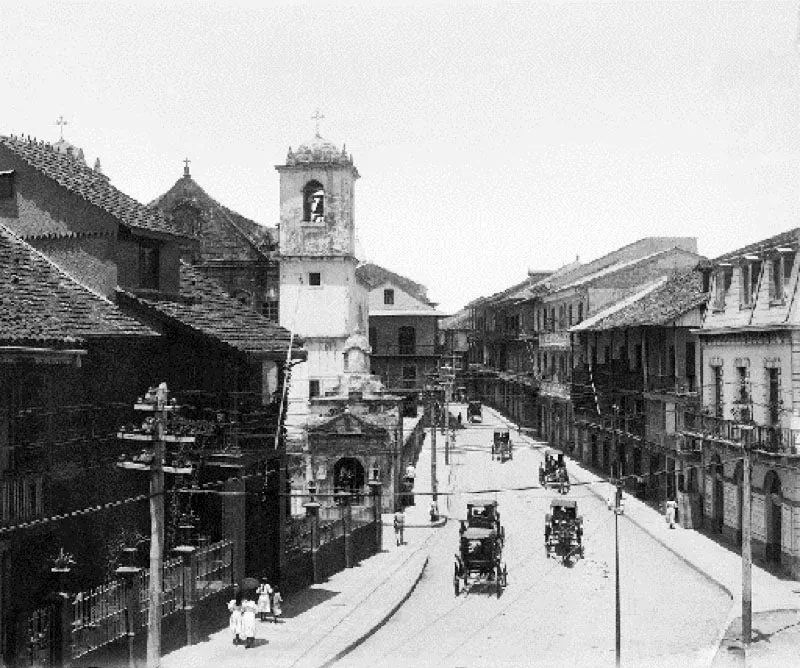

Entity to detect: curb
[319,552,430,668]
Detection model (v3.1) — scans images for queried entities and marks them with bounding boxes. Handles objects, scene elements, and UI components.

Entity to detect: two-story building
[682,228,800,576]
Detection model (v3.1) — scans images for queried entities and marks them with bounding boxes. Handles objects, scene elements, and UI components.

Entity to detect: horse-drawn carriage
[467,400,483,423]
[455,499,507,596]
[492,429,512,462]
[545,497,584,564]
[539,450,569,493]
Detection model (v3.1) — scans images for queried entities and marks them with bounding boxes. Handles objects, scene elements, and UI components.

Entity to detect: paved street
[342,405,731,668]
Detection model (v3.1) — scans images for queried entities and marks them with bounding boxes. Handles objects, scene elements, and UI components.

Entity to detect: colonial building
[533,237,700,450]
[276,132,370,444]
[150,161,280,321]
[358,262,443,410]
[682,228,800,576]
[570,268,706,527]
[0,133,303,665]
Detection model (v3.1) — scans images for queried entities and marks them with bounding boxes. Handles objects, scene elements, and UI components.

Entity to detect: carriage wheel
[499,563,508,587]
[545,545,550,559]
[453,564,461,595]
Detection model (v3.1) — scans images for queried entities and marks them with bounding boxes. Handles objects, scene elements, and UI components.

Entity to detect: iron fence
[195,538,233,601]
[70,579,129,659]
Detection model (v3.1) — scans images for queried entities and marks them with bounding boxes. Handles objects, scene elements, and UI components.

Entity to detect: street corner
[710,608,800,668]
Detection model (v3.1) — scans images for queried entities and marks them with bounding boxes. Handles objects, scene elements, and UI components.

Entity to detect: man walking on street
[394,507,406,546]
[665,498,678,529]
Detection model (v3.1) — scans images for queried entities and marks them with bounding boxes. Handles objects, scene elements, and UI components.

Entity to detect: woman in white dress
[241,595,258,648]
[256,578,273,622]
[227,590,243,645]
[271,590,283,623]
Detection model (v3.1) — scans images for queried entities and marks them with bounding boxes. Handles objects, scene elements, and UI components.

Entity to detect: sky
[3,0,800,313]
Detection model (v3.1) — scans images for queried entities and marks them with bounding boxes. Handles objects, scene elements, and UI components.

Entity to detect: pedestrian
[457,412,462,426]
[271,589,283,623]
[227,590,243,645]
[429,498,439,523]
[241,594,258,648]
[665,498,678,529]
[393,507,405,546]
[256,577,273,622]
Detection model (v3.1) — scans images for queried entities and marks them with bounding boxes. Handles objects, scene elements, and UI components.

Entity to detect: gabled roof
[149,173,275,261]
[0,135,190,239]
[356,262,435,307]
[439,308,471,330]
[570,269,707,331]
[308,410,389,434]
[0,224,157,344]
[119,262,303,359]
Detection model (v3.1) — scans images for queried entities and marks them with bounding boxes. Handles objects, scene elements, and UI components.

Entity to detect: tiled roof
[439,308,471,330]
[356,262,435,306]
[150,175,275,261]
[0,135,190,239]
[0,224,157,344]
[121,262,304,358]
[574,269,707,331]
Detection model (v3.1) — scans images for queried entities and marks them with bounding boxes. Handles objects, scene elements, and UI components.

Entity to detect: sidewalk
[160,427,450,668]
[486,406,800,667]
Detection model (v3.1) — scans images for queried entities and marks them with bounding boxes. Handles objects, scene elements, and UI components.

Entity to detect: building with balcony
[683,228,800,576]
[359,262,443,412]
[533,237,701,451]
[571,268,707,527]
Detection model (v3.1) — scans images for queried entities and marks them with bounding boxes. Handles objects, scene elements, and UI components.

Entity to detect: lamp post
[740,423,754,653]
[614,481,623,668]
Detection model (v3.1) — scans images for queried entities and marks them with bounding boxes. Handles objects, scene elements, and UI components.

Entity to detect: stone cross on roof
[311,109,325,137]
[55,115,68,140]
[183,157,191,178]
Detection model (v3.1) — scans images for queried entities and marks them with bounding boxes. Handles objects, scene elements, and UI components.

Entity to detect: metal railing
[71,580,129,659]
[682,412,796,454]
[195,539,233,601]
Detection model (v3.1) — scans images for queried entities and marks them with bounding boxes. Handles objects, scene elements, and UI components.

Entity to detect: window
[568,305,573,326]
[577,302,583,323]
[712,366,723,418]
[261,300,279,322]
[736,366,749,403]
[741,260,761,307]
[714,267,733,309]
[383,289,395,305]
[0,170,14,199]
[138,240,160,290]
[309,272,321,286]
[770,252,795,303]
[402,365,417,387]
[309,379,320,398]
[369,326,377,353]
[303,180,325,222]
[398,326,416,355]
[767,367,781,425]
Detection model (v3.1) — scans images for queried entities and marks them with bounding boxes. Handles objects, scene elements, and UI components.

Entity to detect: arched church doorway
[334,457,365,505]
[764,470,783,565]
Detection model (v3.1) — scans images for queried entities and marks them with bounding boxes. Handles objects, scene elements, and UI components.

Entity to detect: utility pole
[741,424,754,653]
[429,389,438,502]
[148,402,166,668]
[614,481,623,668]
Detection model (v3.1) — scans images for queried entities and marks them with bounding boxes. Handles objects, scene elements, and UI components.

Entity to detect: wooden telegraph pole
[430,390,438,503]
[614,481,623,668]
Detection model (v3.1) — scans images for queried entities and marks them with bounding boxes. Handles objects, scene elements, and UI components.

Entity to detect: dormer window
[384,289,395,305]
[303,180,325,223]
[770,250,795,304]
[713,265,733,310]
[0,170,14,199]
[740,258,761,308]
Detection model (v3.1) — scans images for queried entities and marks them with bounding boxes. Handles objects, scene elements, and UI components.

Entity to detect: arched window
[398,326,416,355]
[303,180,325,222]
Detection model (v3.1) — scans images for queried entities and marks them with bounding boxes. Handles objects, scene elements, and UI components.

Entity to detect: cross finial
[55,116,68,140]
[183,157,191,178]
[311,109,325,137]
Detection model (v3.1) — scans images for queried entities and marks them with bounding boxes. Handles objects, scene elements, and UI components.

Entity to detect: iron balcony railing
[682,412,797,455]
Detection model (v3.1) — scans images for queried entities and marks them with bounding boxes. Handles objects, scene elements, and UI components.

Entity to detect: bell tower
[276,118,368,423]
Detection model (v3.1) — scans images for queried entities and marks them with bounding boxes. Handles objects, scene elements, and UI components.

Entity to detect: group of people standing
[227,578,283,649]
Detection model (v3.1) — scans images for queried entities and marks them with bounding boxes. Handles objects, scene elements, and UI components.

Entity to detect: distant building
[358,262,443,412]
[150,161,280,321]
